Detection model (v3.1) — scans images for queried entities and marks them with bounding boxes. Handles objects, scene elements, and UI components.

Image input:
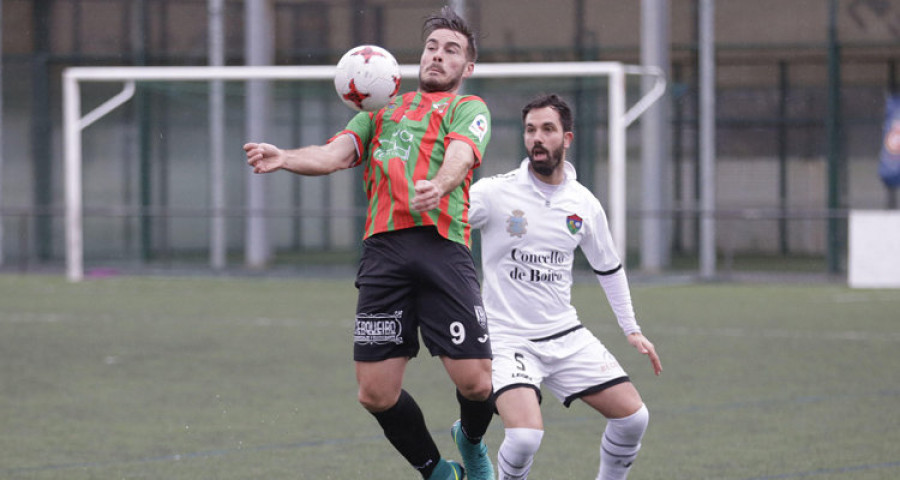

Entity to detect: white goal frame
[62,62,666,281]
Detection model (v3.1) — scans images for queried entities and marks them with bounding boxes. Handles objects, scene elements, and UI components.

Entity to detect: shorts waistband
[528,324,584,342]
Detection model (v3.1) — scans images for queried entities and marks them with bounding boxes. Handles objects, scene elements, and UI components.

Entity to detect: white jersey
[469,159,635,341]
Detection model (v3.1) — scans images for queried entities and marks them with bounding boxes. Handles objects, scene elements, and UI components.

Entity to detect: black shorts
[353,227,492,362]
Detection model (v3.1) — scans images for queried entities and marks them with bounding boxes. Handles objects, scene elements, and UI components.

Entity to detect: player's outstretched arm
[627,332,662,376]
[244,135,357,176]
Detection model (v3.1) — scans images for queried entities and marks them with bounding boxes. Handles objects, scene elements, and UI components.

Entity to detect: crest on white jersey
[566,213,583,234]
[506,209,528,237]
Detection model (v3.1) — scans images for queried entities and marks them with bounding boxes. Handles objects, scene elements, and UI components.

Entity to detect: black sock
[371,389,441,478]
[456,388,494,443]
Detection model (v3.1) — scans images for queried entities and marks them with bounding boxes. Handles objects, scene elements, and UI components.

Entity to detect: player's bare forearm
[432,151,474,195]
[411,140,476,212]
[283,144,354,176]
[244,136,356,176]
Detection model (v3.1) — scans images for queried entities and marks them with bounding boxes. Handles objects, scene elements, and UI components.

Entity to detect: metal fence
[1,0,898,276]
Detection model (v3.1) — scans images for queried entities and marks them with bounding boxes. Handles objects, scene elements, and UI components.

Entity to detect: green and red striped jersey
[331,91,491,248]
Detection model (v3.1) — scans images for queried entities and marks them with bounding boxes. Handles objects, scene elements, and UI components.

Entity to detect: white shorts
[492,326,629,407]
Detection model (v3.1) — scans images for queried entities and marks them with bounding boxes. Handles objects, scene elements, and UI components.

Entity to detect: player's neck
[417,86,461,96]
[529,166,565,186]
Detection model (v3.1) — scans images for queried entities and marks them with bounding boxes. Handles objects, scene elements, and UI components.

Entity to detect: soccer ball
[334,45,402,112]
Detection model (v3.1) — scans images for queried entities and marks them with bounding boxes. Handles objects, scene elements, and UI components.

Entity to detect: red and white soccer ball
[334,45,401,112]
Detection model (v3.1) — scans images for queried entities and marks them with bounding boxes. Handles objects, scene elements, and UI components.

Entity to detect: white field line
[0,312,340,328]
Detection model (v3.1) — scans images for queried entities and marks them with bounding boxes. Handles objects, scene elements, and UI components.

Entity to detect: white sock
[597,404,649,480]
[497,428,544,480]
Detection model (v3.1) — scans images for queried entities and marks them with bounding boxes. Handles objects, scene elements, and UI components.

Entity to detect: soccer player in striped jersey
[469,94,663,480]
[244,7,494,480]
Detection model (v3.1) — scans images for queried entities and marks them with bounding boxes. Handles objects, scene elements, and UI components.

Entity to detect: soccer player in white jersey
[469,94,662,480]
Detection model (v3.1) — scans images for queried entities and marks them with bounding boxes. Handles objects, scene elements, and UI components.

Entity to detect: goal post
[62,62,666,282]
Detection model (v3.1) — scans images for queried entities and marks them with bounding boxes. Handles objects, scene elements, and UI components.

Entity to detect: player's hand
[627,332,662,376]
[411,179,441,212]
[244,142,285,174]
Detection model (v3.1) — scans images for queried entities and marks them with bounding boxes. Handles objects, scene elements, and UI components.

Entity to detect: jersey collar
[516,158,578,186]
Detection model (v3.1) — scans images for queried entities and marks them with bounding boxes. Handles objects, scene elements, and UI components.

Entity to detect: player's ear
[463,61,475,79]
[563,131,574,149]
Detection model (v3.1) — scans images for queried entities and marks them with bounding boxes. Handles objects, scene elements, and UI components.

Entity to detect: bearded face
[418,65,464,93]
[528,143,565,177]
[524,106,571,181]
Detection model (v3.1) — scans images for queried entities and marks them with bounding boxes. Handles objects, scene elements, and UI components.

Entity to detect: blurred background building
[0,0,898,277]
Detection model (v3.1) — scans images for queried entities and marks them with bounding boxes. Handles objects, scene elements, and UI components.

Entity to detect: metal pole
[0,0,4,267]
[573,0,598,194]
[244,0,274,269]
[640,0,671,272]
[778,60,790,255]
[63,74,84,282]
[127,0,146,261]
[826,0,844,274]
[698,0,716,279]
[609,67,628,263]
[671,62,685,255]
[209,0,226,269]
[33,0,53,261]
[889,60,898,210]
[131,0,153,263]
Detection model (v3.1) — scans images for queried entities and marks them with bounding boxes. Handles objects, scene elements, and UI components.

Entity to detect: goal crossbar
[63,62,666,281]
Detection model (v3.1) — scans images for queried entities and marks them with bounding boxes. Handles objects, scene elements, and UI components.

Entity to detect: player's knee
[504,427,544,457]
[455,376,493,402]
[627,403,649,437]
[357,387,395,413]
[498,428,544,477]
[606,403,649,446]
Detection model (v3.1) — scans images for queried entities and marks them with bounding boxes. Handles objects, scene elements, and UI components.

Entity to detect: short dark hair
[522,94,574,133]
[423,6,478,62]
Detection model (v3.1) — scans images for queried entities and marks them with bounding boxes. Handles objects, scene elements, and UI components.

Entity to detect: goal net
[62,62,665,281]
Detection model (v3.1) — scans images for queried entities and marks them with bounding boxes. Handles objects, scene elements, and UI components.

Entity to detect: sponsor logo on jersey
[354,311,403,345]
[508,248,568,284]
[469,114,488,143]
[374,128,414,163]
[510,248,567,265]
[432,101,449,114]
[566,214,583,234]
[506,209,528,237]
